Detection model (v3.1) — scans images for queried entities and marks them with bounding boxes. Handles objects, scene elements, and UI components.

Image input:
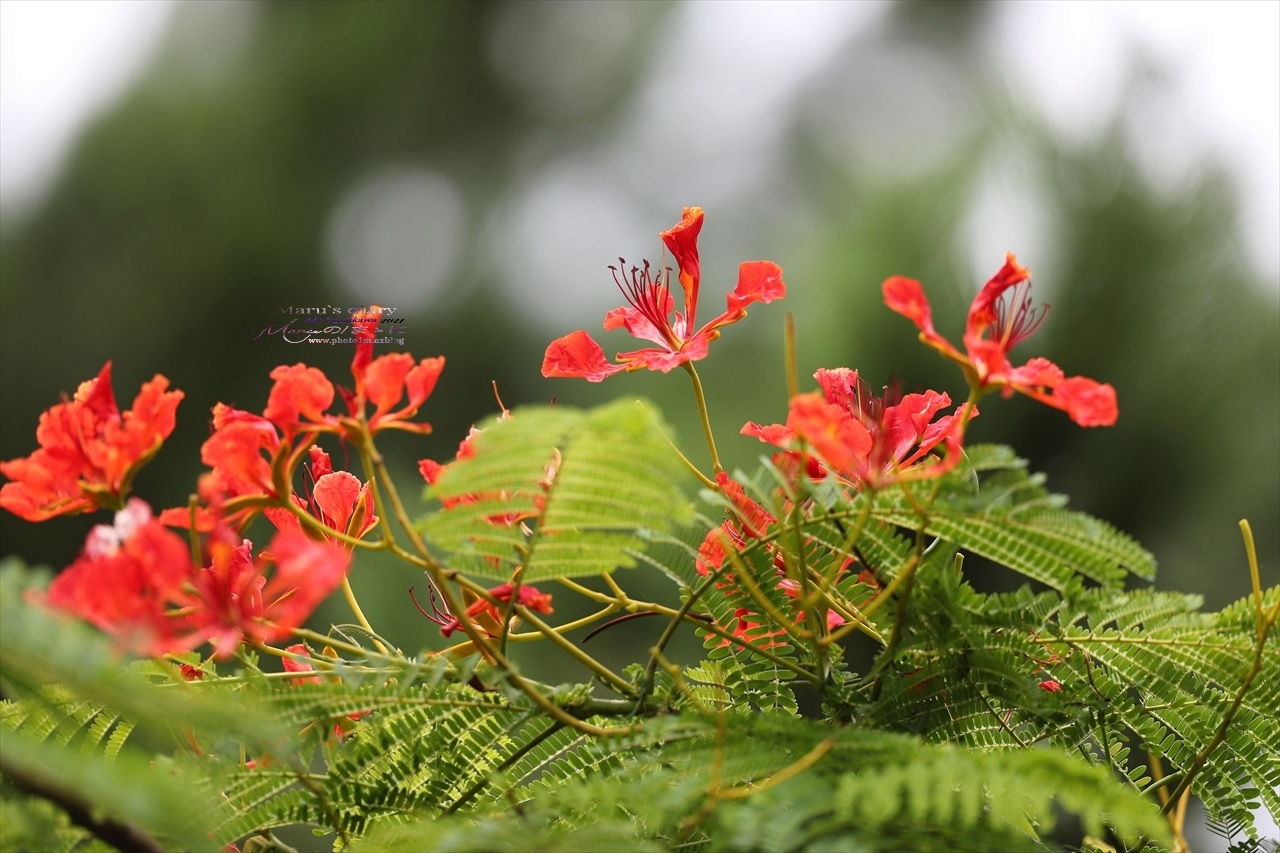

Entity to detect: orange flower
[264,446,377,543]
[883,254,1117,427]
[1,363,183,521]
[543,207,786,381]
[346,305,444,434]
[45,499,349,659]
[743,368,971,489]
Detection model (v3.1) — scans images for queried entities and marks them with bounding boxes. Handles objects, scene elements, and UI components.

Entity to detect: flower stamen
[991,280,1050,350]
[610,258,680,349]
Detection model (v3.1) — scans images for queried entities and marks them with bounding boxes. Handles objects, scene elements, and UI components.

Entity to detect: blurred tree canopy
[1,0,1275,658]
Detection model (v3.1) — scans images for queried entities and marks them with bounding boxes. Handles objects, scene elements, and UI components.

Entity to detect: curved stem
[339,576,388,654]
[682,362,722,475]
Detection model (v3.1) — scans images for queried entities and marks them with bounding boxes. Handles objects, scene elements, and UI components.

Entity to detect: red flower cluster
[882,254,1117,427]
[43,499,349,658]
[743,368,972,489]
[0,363,182,521]
[178,307,442,529]
[542,207,786,381]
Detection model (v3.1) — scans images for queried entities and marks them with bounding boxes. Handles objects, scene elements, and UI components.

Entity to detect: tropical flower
[45,499,193,656]
[1,362,183,521]
[169,317,444,526]
[742,368,971,489]
[542,207,786,381]
[344,305,444,434]
[44,499,349,659]
[882,253,1117,426]
[414,582,554,639]
[264,446,377,543]
[190,526,350,658]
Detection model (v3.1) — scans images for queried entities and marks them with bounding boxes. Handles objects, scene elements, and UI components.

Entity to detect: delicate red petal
[882,276,935,334]
[1052,377,1118,427]
[256,532,350,643]
[403,357,445,410]
[881,390,952,463]
[308,446,333,479]
[786,393,872,475]
[1039,679,1062,693]
[814,367,861,412]
[363,353,414,415]
[201,422,274,498]
[715,472,774,539]
[312,471,362,532]
[740,421,795,447]
[615,336,710,372]
[419,458,444,484]
[542,330,627,382]
[603,293,675,346]
[263,364,334,434]
[660,206,704,322]
[282,643,322,685]
[723,260,786,318]
[964,252,1031,344]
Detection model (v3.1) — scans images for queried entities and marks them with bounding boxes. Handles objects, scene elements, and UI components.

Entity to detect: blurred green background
[1,1,1276,667]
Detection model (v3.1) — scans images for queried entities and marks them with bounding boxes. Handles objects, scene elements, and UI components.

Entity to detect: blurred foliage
[1,0,1275,660]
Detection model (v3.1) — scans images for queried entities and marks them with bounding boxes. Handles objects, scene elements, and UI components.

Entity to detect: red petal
[257,532,350,641]
[364,353,414,415]
[660,206,704,321]
[740,421,795,448]
[965,252,1031,344]
[542,330,626,382]
[725,260,786,316]
[786,393,872,475]
[263,364,334,434]
[312,471,362,532]
[403,357,445,410]
[1052,377,1118,427]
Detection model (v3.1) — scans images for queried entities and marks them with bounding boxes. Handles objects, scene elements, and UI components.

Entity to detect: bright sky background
[0,0,1276,289]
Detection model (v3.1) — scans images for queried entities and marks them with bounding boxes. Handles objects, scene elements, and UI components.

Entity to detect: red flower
[264,446,377,543]
[1,363,183,521]
[1039,679,1063,693]
[882,254,1117,427]
[45,499,349,659]
[45,499,195,656]
[346,305,444,434]
[282,643,323,686]
[696,473,777,577]
[743,368,970,489]
[542,207,786,381]
[435,583,554,638]
[189,528,350,658]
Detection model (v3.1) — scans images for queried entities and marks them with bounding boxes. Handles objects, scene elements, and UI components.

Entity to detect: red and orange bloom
[415,582,554,639]
[171,318,444,526]
[743,368,971,489]
[189,526,350,658]
[542,207,786,381]
[1,363,183,521]
[45,499,194,656]
[882,254,1117,427]
[345,305,444,434]
[44,499,349,659]
[264,446,377,543]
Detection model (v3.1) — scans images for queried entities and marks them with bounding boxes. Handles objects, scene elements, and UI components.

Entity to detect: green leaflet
[870,445,1156,589]
[420,399,695,581]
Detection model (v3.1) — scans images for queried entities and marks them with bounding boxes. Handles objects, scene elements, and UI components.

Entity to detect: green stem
[682,361,722,475]
[339,576,387,654]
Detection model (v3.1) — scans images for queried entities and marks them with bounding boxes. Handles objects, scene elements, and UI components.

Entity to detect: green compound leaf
[421,399,695,581]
